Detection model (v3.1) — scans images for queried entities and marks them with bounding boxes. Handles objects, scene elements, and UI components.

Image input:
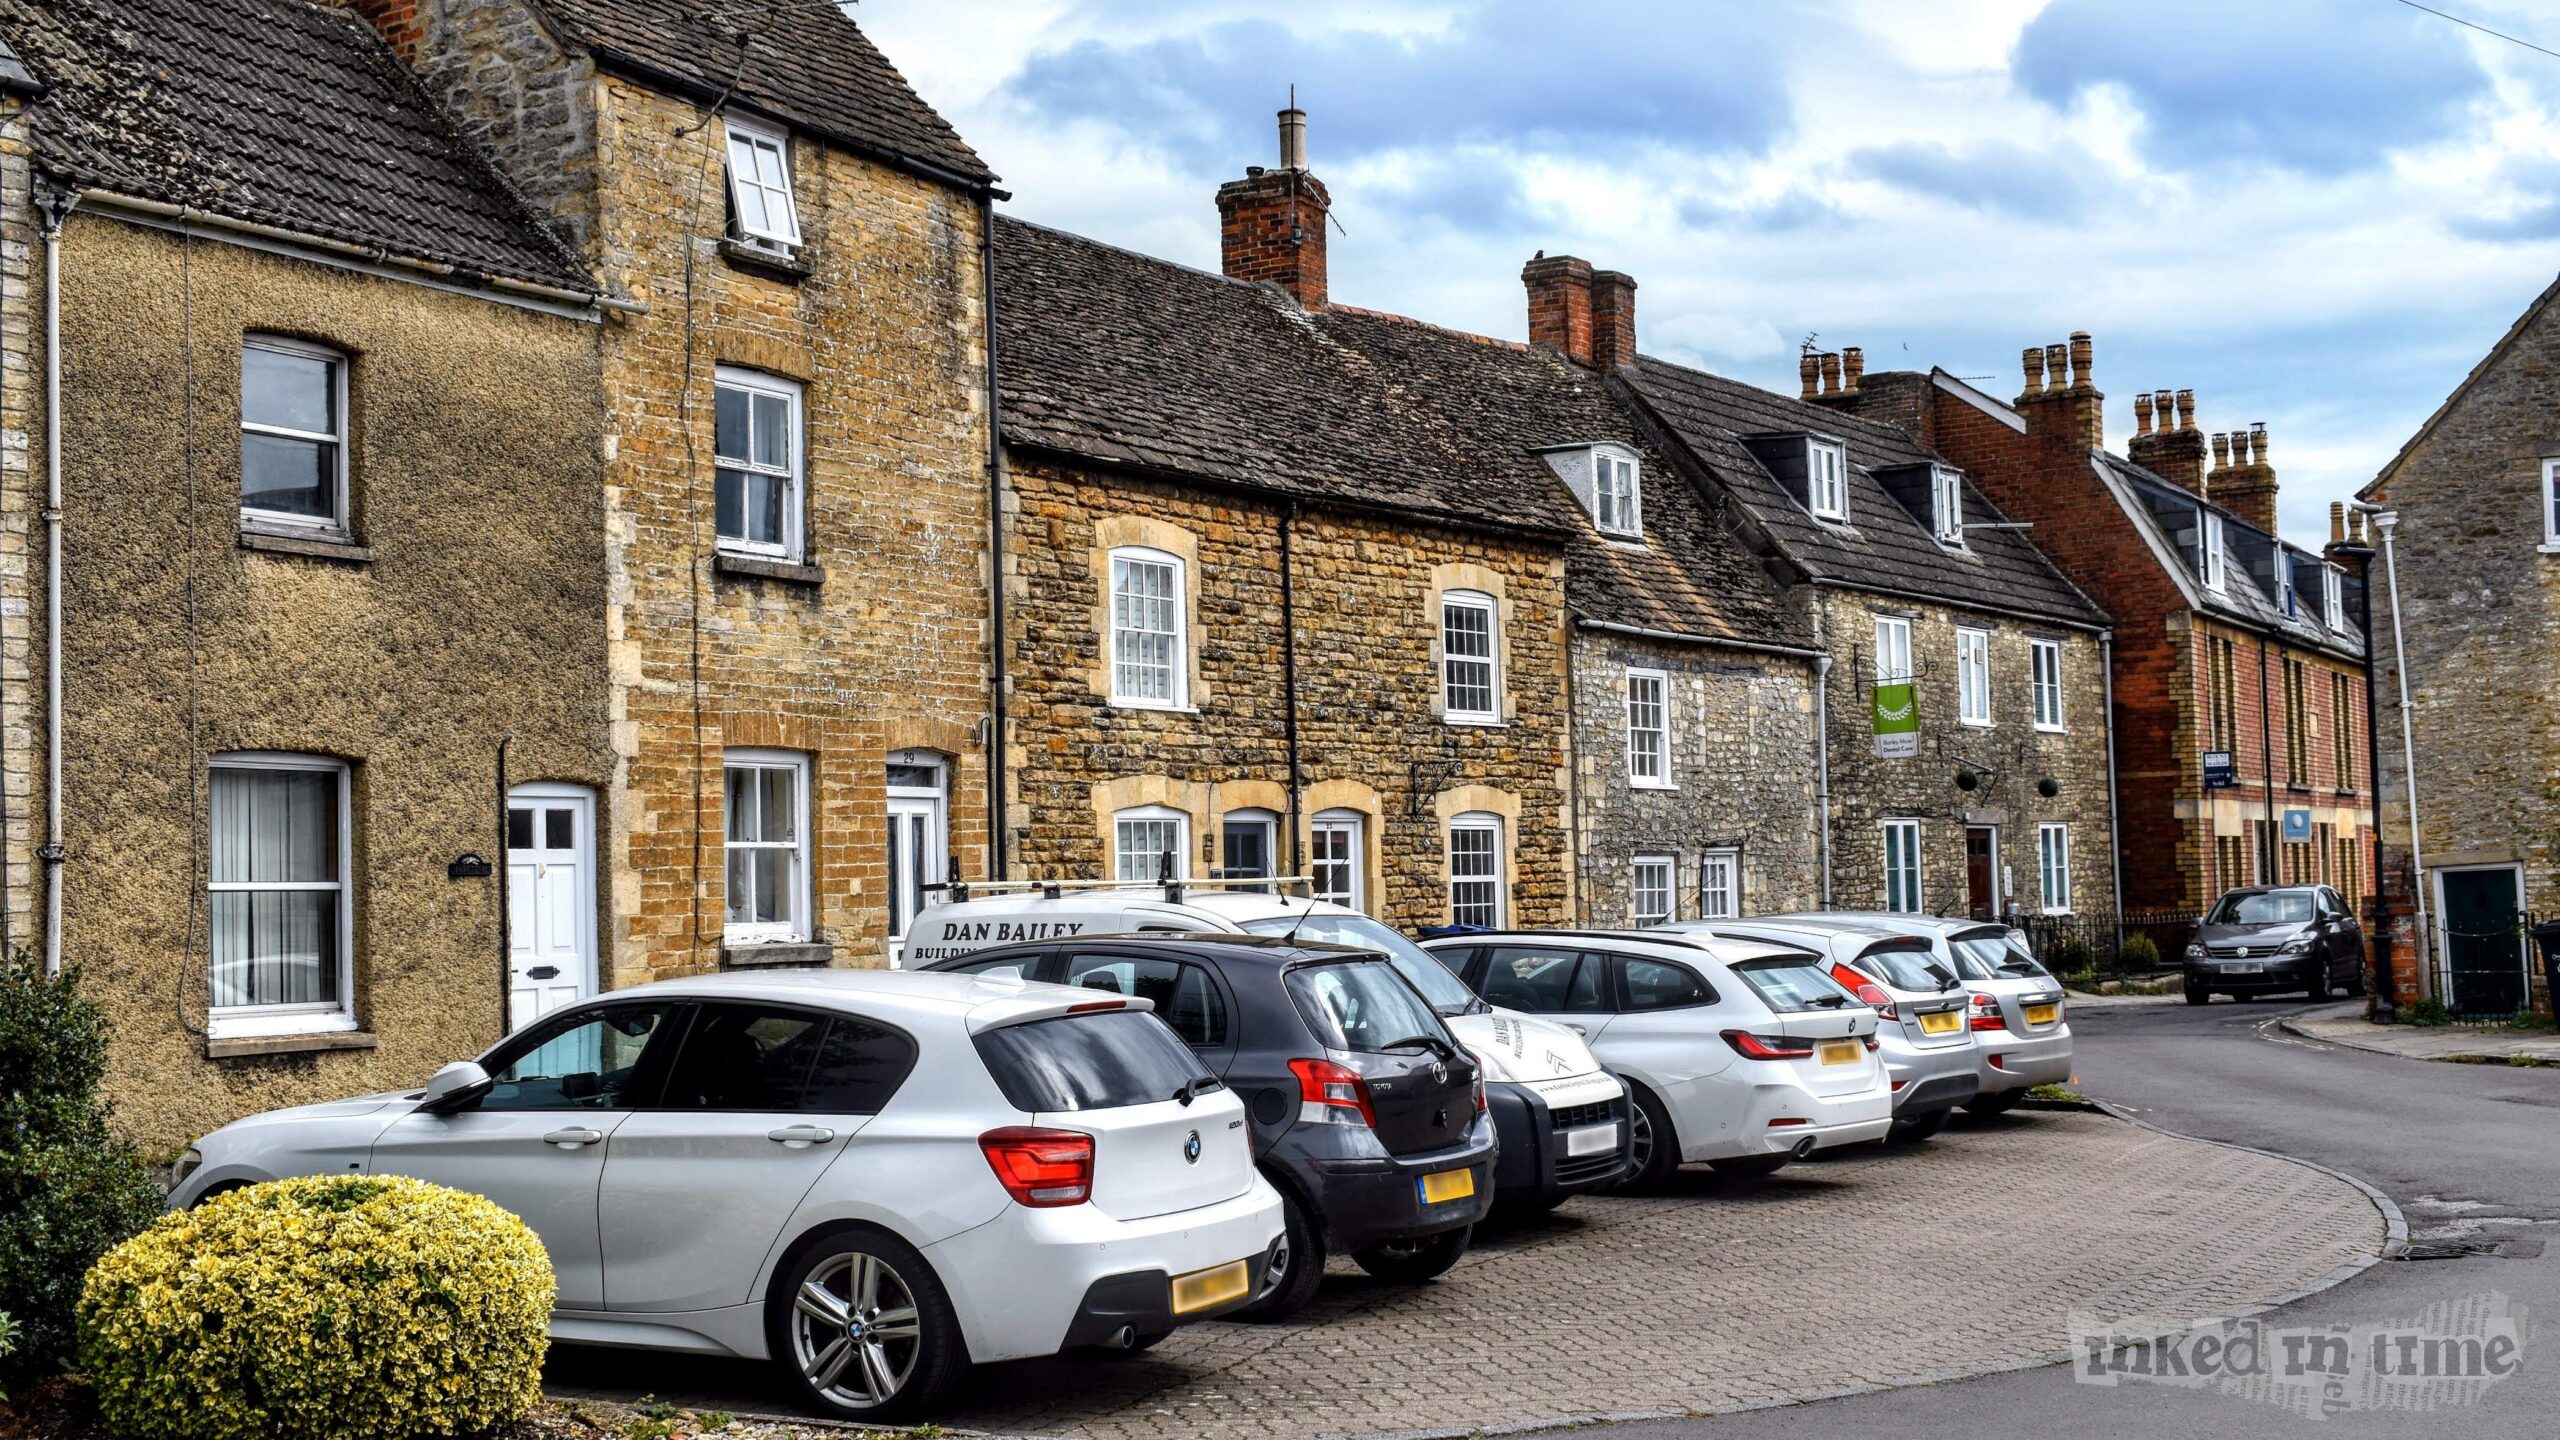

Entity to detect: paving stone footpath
[2280,1001,2560,1064]
[548,1108,2383,1439]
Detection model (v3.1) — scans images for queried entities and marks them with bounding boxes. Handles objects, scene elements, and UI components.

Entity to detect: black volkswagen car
[921,934,1495,1321]
[2183,885,2367,1003]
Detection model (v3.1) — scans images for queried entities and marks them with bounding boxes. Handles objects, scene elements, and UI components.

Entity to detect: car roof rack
[926,874,1315,906]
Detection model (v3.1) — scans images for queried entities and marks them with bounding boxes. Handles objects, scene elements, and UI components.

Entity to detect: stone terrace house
[357,0,1001,974]
[2358,273,2560,1017]
[1831,341,2376,945]
[993,209,1580,932]
[0,0,612,1146]
[1336,262,1826,925]
[1618,351,2121,927]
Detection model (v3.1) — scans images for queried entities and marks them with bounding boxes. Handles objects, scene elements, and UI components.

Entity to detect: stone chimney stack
[1217,100,1331,308]
[1588,269,1638,370]
[2015,331,2105,451]
[2126,384,2207,493]
[2213,421,2280,534]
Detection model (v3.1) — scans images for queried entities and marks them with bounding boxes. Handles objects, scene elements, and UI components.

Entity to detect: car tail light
[1968,993,2008,1032]
[1067,999,1126,1013]
[1890,1078,1908,1092]
[1723,1029,1816,1061]
[1829,965,1898,1019]
[1474,1074,1487,1115]
[978,1127,1094,1207]
[1289,1057,1376,1128]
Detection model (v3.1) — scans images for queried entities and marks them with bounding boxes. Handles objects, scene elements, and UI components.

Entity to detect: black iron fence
[2011,910,2200,980]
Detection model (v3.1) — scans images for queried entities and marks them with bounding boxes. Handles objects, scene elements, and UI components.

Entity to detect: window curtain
[209,768,338,1008]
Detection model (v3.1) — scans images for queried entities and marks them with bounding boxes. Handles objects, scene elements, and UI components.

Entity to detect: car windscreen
[1287,960,1450,1053]
[1727,956,1857,1014]
[1856,943,1957,992]
[971,1009,1217,1113]
[1948,932,2052,982]
[1239,911,1484,1014]
[2208,890,2315,925]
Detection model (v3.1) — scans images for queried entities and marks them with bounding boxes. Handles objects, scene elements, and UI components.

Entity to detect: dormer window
[1808,440,1848,521]
[1593,451,1641,536]
[1931,466,1964,544]
[2200,512,2226,590]
[723,115,802,249]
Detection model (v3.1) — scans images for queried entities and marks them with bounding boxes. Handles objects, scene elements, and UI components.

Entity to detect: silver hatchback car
[1671,919,1980,1142]
[1777,913,2073,1115]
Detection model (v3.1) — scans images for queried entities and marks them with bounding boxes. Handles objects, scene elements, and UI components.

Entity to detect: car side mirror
[421,1060,492,1114]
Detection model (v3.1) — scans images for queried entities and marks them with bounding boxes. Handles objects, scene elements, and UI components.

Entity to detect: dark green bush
[2117,934,2162,972]
[0,956,164,1380]
[2056,938,2098,975]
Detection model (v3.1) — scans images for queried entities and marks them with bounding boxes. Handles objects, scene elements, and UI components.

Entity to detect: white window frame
[1441,590,1502,725]
[723,113,802,248]
[1698,849,1740,920]
[1882,818,1923,914]
[723,749,811,945]
[1114,805,1190,883]
[713,367,804,561]
[2279,557,2297,617]
[2543,458,2560,552]
[1807,439,1848,521]
[1448,812,1507,928]
[2030,637,2066,732]
[1631,854,1676,926]
[2322,567,2343,631]
[1874,615,1914,685]
[1626,667,1672,788]
[2038,823,2074,915]
[1931,465,1964,544]
[1956,627,1992,727]
[1310,809,1366,913]
[1593,449,1642,537]
[1107,545,1189,709]
[239,335,350,536]
[2201,512,2226,591]
[206,752,356,1039]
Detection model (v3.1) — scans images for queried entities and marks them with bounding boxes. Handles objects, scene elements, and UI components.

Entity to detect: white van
[911,880,1633,1212]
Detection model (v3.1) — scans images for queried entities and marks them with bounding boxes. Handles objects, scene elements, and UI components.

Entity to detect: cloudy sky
[859,0,2560,549]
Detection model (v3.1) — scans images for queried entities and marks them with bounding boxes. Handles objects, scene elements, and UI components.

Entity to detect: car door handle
[768,1125,837,1148]
[543,1127,605,1150]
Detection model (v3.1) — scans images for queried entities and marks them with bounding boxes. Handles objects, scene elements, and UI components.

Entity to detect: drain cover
[2390,1242,2500,1261]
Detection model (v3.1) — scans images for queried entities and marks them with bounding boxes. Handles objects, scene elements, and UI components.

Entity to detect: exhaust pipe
[1791,1137,1817,1159]
[1107,1324,1138,1350]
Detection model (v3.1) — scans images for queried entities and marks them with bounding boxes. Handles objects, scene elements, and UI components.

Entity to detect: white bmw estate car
[168,969,1287,1421]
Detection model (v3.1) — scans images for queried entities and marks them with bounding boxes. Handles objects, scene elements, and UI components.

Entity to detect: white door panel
[597,1112,859,1311]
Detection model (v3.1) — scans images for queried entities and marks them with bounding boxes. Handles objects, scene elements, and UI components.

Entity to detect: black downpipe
[1280,502,1302,874]
[979,195,1009,881]
[496,737,511,1036]
[2350,549,2393,1018]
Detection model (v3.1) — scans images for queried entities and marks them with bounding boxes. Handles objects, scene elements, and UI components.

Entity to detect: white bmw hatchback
[167,969,1286,1422]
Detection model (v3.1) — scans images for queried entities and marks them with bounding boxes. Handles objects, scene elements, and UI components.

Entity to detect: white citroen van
[911,880,1632,1212]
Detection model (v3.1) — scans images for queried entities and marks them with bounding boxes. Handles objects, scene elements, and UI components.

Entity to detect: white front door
[885,752,947,966]
[509,784,596,1033]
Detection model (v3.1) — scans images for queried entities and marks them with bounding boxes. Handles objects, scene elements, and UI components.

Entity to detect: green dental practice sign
[1873,681,1918,759]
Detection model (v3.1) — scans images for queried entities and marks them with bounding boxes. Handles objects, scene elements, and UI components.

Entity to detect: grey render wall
[1570,629,1822,924]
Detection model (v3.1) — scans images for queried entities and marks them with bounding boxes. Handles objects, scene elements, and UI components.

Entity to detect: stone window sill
[719,238,812,285]
[722,940,833,970]
[241,529,375,565]
[715,553,825,586]
[206,1030,379,1060]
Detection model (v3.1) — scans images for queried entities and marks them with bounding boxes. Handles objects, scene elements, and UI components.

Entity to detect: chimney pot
[2211,432,2231,471]
[2329,500,2348,545]
[2175,388,2196,432]
[2044,344,2070,396]
[1800,353,1821,401]
[1819,352,1842,395]
[2133,392,2155,436]
[1841,346,1864,393]
[2250,422,2269,466]
[2069,331,2093,388]
[2021,347,2046,396]
[1278,103,1308,171]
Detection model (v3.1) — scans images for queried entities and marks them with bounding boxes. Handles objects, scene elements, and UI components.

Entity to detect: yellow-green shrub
[77,1175,555,1440]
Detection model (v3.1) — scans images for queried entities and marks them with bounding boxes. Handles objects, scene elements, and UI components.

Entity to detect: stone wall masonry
[1570,631,1822,924]
[1814,588,2119,920]
[1003,458,1573,930]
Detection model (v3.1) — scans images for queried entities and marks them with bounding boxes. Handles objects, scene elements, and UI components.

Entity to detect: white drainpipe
[39,195,66,975]
[1815,654,1834,907]
[2361,506,2432,999]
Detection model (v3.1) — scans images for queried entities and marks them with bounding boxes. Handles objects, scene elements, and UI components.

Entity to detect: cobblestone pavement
[547,1108,2382,1439]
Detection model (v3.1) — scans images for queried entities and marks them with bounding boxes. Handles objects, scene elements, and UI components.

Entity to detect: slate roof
[2098,452,2366,661]
[1619,356,2109,630]
[534,0,994,189]
[995,216,1565,535]
[1315,308,1809,648]
[0,0,592,292]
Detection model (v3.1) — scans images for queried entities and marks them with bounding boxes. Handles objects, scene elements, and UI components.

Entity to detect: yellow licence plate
[1817,1039,1863,1066]
[2026,1003,2060,1026]
[1170,1259,1253,1315]
[1918,1011,1962,1035]
[1417,1167,1477,1205]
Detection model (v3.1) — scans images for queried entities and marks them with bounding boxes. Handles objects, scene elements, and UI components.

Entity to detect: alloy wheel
[790,1251,922,1410]
[1627,1100,1655,1174]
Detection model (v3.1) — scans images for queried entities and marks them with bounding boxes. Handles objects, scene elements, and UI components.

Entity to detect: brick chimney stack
[2211,421,2280,533]
[350,0,427,62]
[2014,331,2104,451]
[1217,99,1330,309]
[2126,384,2207,493]
[1522,255,1636,369]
